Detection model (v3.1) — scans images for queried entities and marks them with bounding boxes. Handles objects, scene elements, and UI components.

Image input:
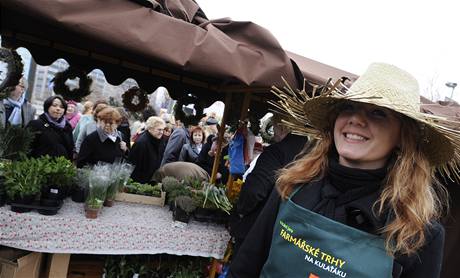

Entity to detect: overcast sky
[198,0,459,102]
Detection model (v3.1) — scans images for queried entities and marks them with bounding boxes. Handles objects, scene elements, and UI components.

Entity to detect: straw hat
[270,63,460,175]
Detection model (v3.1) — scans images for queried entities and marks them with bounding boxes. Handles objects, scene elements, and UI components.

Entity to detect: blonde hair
[83,101,94,114]
[277,117,446,256]
[377,118,446,255]
[145,116,165,130]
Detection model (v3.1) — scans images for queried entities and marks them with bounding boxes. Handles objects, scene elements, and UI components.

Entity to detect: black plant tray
[194,209,229,224]
[10,199,63,215]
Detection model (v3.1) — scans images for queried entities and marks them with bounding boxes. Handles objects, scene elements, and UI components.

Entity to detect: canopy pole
[239,92,252,120]
[210,92,232,184]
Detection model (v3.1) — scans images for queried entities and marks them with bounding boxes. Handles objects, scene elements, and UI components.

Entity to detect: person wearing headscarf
[0,77,36,127]
[76,107,128,168]
[230,63,460,278]
[128,116,166,183]
[27,95,73,159]
[65,100,81,130]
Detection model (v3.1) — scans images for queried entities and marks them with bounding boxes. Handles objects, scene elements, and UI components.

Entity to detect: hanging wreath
[173,95,204,126]
[52,67,92,102]
[122,87,149,112]
[0,48,24,100]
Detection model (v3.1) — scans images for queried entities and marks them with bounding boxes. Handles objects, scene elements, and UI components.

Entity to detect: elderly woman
[65,100,81,130]
[27,95,73,159]
[76,107,128,168]
[128,116,166,184]
[230,63,460,278]
[0,77,36,127]
[179,126,205,163]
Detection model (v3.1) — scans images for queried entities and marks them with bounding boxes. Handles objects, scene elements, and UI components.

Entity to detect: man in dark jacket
[230,115,308,255]
[160,125,189,166]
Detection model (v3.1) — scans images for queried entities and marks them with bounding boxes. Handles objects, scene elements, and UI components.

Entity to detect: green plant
[203,182,232,214]
[161,176,182,193]
[125,180,162,197]
[85,171,110,209]
[0,125,35,160]
[167,186,192,206]
[42,156,77,189]
[106,180,119,200]
[182,176,203,190]
[175,196,196,214]
[3,157,46,199]
[192,191,217,210]
[74,167,90,189]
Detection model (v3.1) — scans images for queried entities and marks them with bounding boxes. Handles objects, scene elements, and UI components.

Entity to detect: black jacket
[178,143,202,163]
[229,178,445,278]
[27,113,74,160]
[230,134,308,240]
[128,131,165,184]
[76,130,126,168]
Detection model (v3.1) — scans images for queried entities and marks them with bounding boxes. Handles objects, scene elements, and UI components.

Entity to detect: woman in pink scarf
[65,100,81,129]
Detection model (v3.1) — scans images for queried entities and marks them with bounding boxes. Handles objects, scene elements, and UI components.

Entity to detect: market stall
[1,1,358,277]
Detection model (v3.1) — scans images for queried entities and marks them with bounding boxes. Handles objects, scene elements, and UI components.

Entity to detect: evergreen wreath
[173,95,204,126]
[122,87,149,112]
[52,67,92,102]
[0,48,24,100]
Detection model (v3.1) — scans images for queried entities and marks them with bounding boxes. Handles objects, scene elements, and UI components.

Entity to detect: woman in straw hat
[229,63,460,278]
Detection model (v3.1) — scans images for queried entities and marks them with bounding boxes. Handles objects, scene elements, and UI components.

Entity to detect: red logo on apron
[308,274,319,278]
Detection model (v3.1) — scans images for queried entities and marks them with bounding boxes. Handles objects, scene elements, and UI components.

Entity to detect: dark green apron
[260,188,393,278]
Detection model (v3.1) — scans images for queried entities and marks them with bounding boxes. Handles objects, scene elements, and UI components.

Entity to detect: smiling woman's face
[47,98,65,120]
[333,102,402,170]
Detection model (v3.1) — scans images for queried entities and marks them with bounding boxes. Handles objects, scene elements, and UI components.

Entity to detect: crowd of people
[2,81,238,186]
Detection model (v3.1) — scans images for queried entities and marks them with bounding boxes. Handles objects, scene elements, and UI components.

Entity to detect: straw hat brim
[302,96,456,167]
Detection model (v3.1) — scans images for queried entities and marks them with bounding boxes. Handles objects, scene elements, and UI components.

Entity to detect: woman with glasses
[1,77,36,127]
[128,116,166,184]
[76,107,128,168]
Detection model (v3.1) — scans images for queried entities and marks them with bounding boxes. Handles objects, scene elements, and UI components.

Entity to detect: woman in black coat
[76,107,128,168]
[27,95,74,160]
[128,116,166,184]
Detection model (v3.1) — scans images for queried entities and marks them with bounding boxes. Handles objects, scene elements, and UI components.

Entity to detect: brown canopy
[0,0,303,103]
[1,0,357,111]
[286,51,358,85]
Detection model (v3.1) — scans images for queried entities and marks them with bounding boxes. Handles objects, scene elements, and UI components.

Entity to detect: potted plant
[173,196,196,223]
[3,157,46,212]
[85,169,110,219]
[161,176,183,209]
[104,180,118,207]
[42,156,77,200]
[71,168,90,203]
[104,162,134,207]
